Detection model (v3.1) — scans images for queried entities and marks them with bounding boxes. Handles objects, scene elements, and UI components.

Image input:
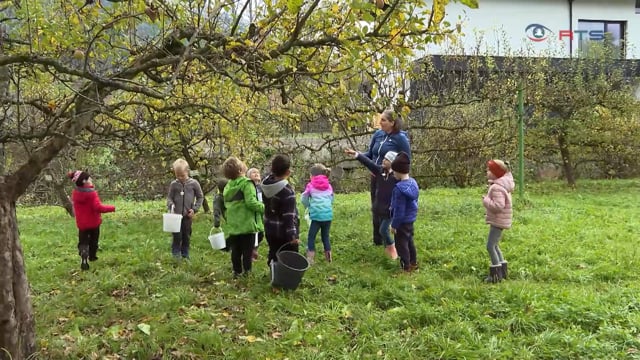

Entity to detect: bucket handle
[277,240,299,254]
[209,227,222,236]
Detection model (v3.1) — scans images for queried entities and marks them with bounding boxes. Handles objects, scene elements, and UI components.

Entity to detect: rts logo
[525,24,552,42]
[525,23,606,42]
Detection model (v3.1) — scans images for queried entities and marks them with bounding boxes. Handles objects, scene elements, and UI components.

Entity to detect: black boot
[501,261,508,279]
[80,244,90,270]
[484,265,502,283]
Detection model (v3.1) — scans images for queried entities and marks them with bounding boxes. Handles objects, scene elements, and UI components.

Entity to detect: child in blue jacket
[390,152,419,272]
[301,163,334,263]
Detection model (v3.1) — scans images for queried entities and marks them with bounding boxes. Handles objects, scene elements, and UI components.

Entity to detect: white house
[423,0,640,59]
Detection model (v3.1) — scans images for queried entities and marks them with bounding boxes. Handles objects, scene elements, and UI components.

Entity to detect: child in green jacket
[222,157,265,278]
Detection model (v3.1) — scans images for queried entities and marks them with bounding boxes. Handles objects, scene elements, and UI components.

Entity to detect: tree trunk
[54,181,74,217]
[0,83,107,359]
[0,188,36,360]
[557,131,576,188]
[0,37,8,176]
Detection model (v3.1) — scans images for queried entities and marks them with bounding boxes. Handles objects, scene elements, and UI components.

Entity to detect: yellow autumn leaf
[245,335,257,342]
[430,0,448,30]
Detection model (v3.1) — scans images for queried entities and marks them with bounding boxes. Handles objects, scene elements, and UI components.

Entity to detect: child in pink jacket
[482,159,514,283]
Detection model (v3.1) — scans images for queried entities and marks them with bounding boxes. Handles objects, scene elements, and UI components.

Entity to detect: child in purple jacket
[346,148,399,260]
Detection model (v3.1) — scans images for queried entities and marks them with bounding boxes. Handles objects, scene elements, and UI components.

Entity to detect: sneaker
[81,258,89,270]
[384,245,398,260]
[89,256,98,262]
[252,248,259,262]
[409,263,418,271]
[324,250,332,262]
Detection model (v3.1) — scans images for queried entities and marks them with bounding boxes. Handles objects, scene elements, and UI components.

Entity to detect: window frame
[577,19,626,58]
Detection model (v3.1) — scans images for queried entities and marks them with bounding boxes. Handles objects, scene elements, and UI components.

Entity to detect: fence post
[517,80,525,198]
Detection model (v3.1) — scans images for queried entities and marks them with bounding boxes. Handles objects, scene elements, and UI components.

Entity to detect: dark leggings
[171,217,193,258]
[394,223,417,270]
[78,227,100,259]
[229,233,255,274]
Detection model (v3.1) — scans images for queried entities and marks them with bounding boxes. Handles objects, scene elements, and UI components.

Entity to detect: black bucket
[271,250,309,290]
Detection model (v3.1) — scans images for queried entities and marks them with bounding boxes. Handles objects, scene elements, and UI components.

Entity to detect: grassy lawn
[18,180,640,359]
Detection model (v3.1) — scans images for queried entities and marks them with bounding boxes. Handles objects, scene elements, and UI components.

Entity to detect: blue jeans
[307,220,331,252]
[487,225,505,265]
[379,218,394,246]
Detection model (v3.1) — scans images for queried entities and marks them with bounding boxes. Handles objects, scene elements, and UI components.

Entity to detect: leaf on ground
[239,335,264,342]
[137,323,151,335]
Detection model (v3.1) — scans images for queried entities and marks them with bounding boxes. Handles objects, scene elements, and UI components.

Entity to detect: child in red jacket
[68,170,115,270]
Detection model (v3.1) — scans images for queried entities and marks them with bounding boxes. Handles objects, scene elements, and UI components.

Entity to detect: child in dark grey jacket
[167,159,204,259]
[261,155,300,267]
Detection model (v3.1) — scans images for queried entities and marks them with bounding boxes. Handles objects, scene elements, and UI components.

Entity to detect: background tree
[524,53,640,187]
[407,51,640,188]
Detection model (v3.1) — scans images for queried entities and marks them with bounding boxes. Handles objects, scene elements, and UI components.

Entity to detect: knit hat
[487,159,507,179]
[310,163,328,177]
[391,152,410,174]
[67,170,90,187]
[384,151,398,163]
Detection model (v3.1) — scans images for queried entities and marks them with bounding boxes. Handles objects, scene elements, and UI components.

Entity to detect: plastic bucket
[163,213,182,233]
[271,250,309,290]
[208,228,226,250]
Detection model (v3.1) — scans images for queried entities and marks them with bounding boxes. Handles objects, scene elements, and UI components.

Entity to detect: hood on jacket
[493,173,515,193]
[308,175,331,191]
[73,184,95,203]
[396,178,419,200]
[224,176,250,201]
[261,174,288,198]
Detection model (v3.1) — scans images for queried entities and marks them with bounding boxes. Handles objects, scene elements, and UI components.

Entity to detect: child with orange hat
[482,159,515,283]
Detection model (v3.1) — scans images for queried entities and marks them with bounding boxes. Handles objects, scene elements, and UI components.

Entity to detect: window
[577,20,626,59]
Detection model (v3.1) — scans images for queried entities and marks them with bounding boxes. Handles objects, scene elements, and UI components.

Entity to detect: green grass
[18,180,640,359]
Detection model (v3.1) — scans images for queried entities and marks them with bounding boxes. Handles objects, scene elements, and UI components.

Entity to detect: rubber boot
[501,261,508,279]
[80,244,90,270]
[306,250,315,265]
[384,244,398,260]
[324,250,332,262]
[484,265,502,283]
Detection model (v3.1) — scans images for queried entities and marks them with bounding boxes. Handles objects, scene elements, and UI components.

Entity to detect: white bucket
[208,228,226,250]
[163,213,183,233]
